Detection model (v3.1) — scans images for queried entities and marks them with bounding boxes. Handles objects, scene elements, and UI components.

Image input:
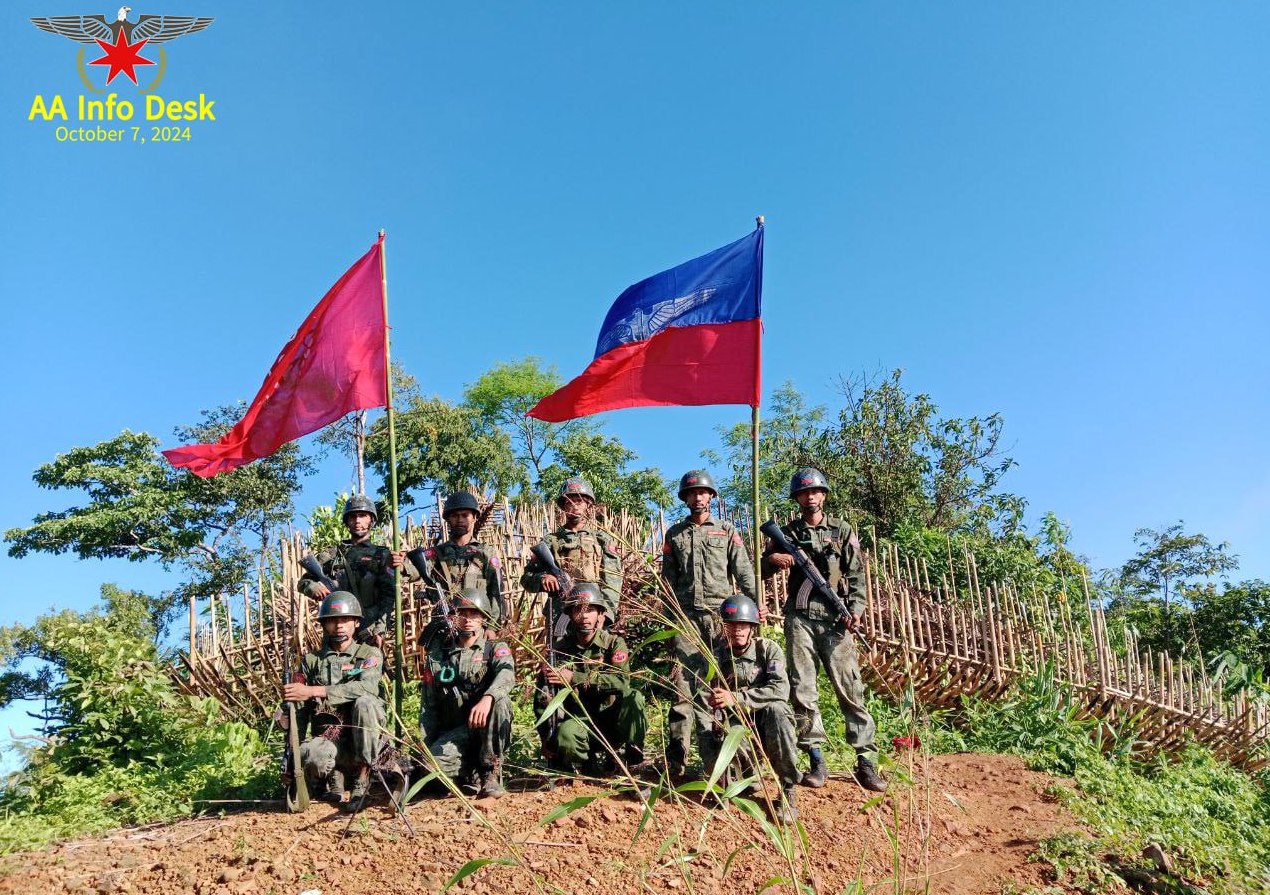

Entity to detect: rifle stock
[531,541,564,743]
[282,627,310,813]
[299,555,338,593]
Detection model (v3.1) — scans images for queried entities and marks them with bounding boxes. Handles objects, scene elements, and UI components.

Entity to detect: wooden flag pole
[751,215,765,600]
[378,229,405,733]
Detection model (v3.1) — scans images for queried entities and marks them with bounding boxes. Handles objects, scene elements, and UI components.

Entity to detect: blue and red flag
[528,227,763,422]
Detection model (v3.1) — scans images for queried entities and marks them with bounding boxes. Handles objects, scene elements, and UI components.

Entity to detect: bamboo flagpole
[750,215,765,595]
[378,229,406,732]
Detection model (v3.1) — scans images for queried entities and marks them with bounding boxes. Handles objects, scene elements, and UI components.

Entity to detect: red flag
[163,237,387,477]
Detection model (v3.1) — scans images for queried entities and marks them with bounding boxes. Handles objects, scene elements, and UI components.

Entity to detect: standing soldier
[689,595,800,823]
[298,495,405,648]
[761,468,886,792]
[418,492,507,629]
[418,589,515,799]
[283,592,385,812]
[522,476,625,626]
[538,582,647,776]
[660,469,757,780]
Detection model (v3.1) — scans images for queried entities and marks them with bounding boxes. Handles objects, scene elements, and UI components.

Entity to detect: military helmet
[719,595,761,626]
[677,469,718,500]
[789,467,830,499]
[318,591,363,620]
[451,588,495,621]
[342,494,378,523]
[442,491,480,518]
[563,581,608,614]
[557,476,596,505]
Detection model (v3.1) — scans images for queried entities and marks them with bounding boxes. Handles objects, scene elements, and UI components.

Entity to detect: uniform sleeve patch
[767,659,779,673]
[494,646,512,658]
[661,542,672,554]
[425,548,436,560]
[731,533,743,546]
[490,556,501,568]
[362,655,380,668]
[611,649,628,663]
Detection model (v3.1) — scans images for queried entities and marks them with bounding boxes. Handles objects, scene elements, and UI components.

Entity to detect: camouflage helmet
[677,469,718,501]
[789,467,830,499]
[318,591,363,620]
[342,494,378,523]
[719,595,761,626]
[557,476,596,506]
[563,581,608,614]
[451,588,495,621]
[442,491,480,518]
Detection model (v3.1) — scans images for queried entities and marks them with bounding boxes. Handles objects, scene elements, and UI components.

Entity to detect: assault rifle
[281,622,310,813]
[530,541,567,744]
[760,519,857,631]
[299,554,339,593]
[406,546,455,644]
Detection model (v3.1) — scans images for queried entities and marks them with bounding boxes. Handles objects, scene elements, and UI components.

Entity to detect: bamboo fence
[172,499,1270,771]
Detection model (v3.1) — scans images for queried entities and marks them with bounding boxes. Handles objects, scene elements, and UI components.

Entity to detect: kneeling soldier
[539,582,646,776]
[690,595,800,823]
[418,589,514,798]
[283,592,385,812]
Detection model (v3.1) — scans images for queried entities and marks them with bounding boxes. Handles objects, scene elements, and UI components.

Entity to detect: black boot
[477,760,506,799]
[854,755,887,793]
[342,767,371,813]
[775,785,798,824]
[800,747,827,788]
[319,768,346,806]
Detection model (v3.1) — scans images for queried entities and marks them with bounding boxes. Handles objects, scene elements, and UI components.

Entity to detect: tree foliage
[4,406,314,616]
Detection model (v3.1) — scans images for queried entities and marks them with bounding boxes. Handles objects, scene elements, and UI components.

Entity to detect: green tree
[538,430,673,518]
[1190,580,1270,678]
[1117,522,1239,615]
[4,405,314,617]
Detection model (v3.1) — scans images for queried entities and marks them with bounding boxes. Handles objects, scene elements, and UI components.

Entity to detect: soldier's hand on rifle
[284,681,323,701]
[708,686,737,710]
[468,694,494,729]
[388,550,406,570]
[541,573,560,593]
[841,611,862,633]
[540,662,572,686]
[309,581,331,599]
[768,552,794,570]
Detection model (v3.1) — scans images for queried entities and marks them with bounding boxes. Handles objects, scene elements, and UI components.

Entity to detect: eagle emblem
[596,286,718,356]
[31,7,212,86]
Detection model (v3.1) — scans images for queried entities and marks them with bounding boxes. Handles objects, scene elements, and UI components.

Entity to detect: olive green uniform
[298,540,398,638]
[761,515,876,755]
[418,636,515,779]
[540,628,646,770]
[421,541,507,627]
[660,516,757,769]
[296,640,385,782]
[689,636,800,789]
[522,526,624,622]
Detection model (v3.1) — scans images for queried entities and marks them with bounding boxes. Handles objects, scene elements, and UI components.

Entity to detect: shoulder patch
[731,533,743,546]
[425,547,436,560]
[610,649,628,664]
[362,655,380,668]
[662,541,672,554]
[767,659,779,673]
[490,556,501,569]
[494,645,512,658]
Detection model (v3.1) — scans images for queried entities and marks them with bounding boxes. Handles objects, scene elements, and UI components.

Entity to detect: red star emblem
[89,29,155,85]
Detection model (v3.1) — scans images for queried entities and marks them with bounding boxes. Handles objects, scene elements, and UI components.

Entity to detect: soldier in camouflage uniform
[416,492,507,633]
[538,582,646,775]
[689,595,799,823]
[660,469,758,779]
[761,468,886,792]
[522,476,624,628]
[418,589,515,799]
[297,495,406,647]
[283,592,385,812]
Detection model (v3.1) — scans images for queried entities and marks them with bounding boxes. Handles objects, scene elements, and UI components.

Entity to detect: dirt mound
[0,753,1077,895]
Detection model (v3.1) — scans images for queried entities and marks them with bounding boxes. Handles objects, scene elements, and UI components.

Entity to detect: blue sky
[2,3,1268,755]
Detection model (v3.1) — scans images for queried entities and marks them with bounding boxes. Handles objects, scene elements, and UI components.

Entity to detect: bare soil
[0,753,1080,895]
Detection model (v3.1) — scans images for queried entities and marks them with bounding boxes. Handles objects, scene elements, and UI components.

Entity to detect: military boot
[799,747,827,788]
[342,766,371,813]
[477,760,506,799]
[854,755,887,793]
[319,768,346,806]
[775,785,798,824]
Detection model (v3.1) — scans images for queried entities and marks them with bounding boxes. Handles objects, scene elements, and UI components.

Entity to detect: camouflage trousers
[422,696,512,778]
[666,607,721,769]
[549,690,647,771]
[693,701,801,789]
[784,612,876,753]
[298,695,384,780]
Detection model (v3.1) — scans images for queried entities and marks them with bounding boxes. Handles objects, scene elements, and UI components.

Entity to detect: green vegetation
[0,588,274,853]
